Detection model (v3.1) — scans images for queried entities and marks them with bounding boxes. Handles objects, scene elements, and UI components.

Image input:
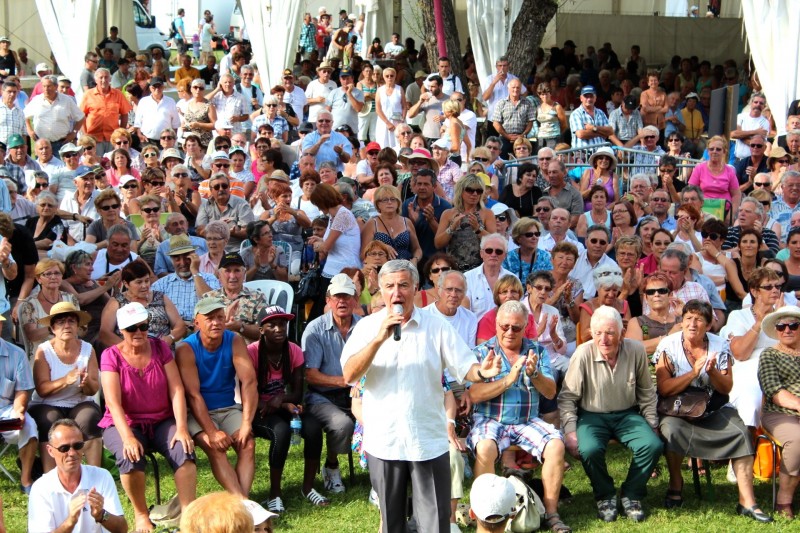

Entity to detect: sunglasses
[161,136,175,140]
[52,441,85,453]
[495,215,507,222]
[498,323,524,333]
[114,140,130,146]
[464,187,483,195]
[778,159,790,165]
[701,231,721,240]
[482,248,504,255]
[760,284,782,292]
[173,172,189,178]
[761,200,771,207]
[754,181,771,187]
[668,138,681,142]
[651,197,669,202]
[644,135,657,140]
[317,119,332,123]
[34,182,48,189]
[39,203,56,208]
[532,285,551,292]
[749,144,764,149]
[213,163,231,169]
[265,104,278,108]
[149,181,165,187]
[708,147,724,152]
[472,157,489,162]
[523,231,541,238]
[141,207,160,214]
[143,152,158,158]
[589,238,608,246]
[535,206,551,212]
[124,323,149,333]
[122,183,139,190]
[62,152,79,158]
[775,322,800,332]
[430,266,451,274]
[644,287,670,295]
[99,203,120,211]
[212,183,230,191]
[652,240,671,246]
[216,144,231,150]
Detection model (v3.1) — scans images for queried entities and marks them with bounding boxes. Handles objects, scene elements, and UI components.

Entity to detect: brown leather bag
[657,387,712,421]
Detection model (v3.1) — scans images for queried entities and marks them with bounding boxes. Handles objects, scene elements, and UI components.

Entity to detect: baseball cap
[298,121,315,134]
[491,202,511,217]
[257,306,295,325]
[57,75,71,84]
[118,174,137,187]
[6,134,25,149]
[212,150,231,162]
[0,37,9,44]
[228,146,246,158]
[241,499,277,525]
[328,273,356,296]
[117,302,150,330]
[215,118,233,130]
[35,63,50,73]
[470,474,517,523]
[580,86,596,96]
[149,77,165,87]
[339,66,353,77]
[194,296,227,317]
[685,92,699,101]
[282,68,294,78]
[623,95,638,109]
[365,141,381,153]
[75,165,94,178]
[432,137,450,149]
[159,148,182,163]
[219,252,245,269]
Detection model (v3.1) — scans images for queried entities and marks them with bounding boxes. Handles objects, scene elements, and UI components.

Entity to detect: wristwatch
[239,324,245,334]
[98,510,110,524]
[476,369,490,383]
[592,126,597,133]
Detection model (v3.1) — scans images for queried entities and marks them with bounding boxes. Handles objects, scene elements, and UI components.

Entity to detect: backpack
[505,475,544,533]
[170,19,180,40]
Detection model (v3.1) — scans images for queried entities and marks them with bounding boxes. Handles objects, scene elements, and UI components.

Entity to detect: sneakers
[727,461,737,483]
[620,497,646,522]
[323,466,346,493]
[368,488,380,509]
[596,499,618,522]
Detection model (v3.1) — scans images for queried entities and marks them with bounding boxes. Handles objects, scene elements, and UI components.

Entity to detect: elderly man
[202,252,267,343]
[59,164,98,241]
[302,274,361,495]
[402,169,452,264]
[209,74,249,135]
[608,95,643,145]
[776,116,800,150]
[301,110,352,172]
[662,243,726,331]
[5,134,41,178]
[90,225,139,280]
[28,419,127,533]
[282,70,308,121]
[408,75,448,144]
[721,196,780,254]
[770,171,800,240]
[80,68,130,154]
[625,126,666,176]
[0,81,25,147]
[559,305,662,523]
[732,92,770,161]
[545,161,583,228]
[464,233,517,321]
[650,188,676,230]
[24,74,85,155]
[133,77,181,145]
[628,174,654,219]
[154,213,208,276]
[177,297,257,497]
[0,142,25,195]
[305,62,337,124]
[235,65,263,135]
[341,260,501,533]
[569,86,613,149]
[734,133,768,192]
[34,139,64,177]
[537,207,584,253]
[570,225,617,298]
[427,270,477,347]
[656,246,710,310]
[469,300,570,532]
[196,173,254,253]
[0,318,38,493]
[326,66,364,133]
[482,56,525,123]
[152,235,220,324]
[491,79,535,159]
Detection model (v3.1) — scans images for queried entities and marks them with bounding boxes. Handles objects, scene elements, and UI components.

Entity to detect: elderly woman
[546,242,584,353]
[578,264,631,344]
[499,162,541,219]
[637,228,674,275]
[524,270,567,375]
[241,221,288,282]
[28,302,101,472]
[655,300,770,522]
[99,259,185,349]
[580,147,619,211]
[198,220,229,274]
[758,306,800,518]
[26,191,64,255]
[19,259,81,360]
[251,95,290,144]
[374,67,407,149]
[61,250,120,345]
[100,301,196,532]
[435,174,497,272]
[361,185,421,265]
[414,252,457,308]
[688,135,741,219]
[85,189,139,250]
[476,274,537,344]
[625,272,681,355]
[140,143,161,170]
[135,194,169,269]
[502,218,551,282]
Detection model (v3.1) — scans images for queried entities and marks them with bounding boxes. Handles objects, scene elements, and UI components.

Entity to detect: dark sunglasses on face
[775,322,800,332]
[754,181,771,187]
[523,231,541,238]
[161,136,175,141]
[589,238,608,246]
[114,140,130,145]
[216,144,230,150]
[701,231,721,240]
[173,172,189,178]
[644,287,670,295]
[122,183,139,190]
[34,182,48,189]
[52,441,85,453]
[498,323,524,332]
[535,206,551,212]
[644,135,656,140]
[265,104,278,107]
[143,152,158,158]
[760,284,782,292]
[149,181,165,187]
[483,248,504,255]
[213,163,231,169]
[430,267,451,274]
[99,203,120,211]
[750,143,764,149]
[464,187,483,195]
[142,207,160,214]
[212,183,230,191]
[62,152,79,158]
[472,157,489,162]
[495,215,507,222]
[124,323,149,333]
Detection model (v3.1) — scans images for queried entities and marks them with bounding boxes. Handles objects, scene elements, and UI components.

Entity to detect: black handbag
[296,252,323,302]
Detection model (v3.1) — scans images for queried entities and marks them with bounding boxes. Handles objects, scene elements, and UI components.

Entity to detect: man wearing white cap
[24,75,85,156]
[469,473,517,532]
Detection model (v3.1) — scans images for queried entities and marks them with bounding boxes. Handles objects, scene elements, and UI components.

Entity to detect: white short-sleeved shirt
[305,79,337,124]
[340,306,477,461]
[464,266,518,321]
[28,465,125,533]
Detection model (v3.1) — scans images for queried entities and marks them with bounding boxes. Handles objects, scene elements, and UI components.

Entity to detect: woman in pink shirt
[689,135,741,218]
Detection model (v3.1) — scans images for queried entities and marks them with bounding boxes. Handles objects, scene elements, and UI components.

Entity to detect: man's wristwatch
[98,510,110,524]
[476,369,490,382]
[592,126,597,133]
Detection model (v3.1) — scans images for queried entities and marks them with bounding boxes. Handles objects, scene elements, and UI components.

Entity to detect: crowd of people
[2,7,800,533]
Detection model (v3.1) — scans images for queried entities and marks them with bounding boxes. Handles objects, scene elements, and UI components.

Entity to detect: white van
[132,0,170,59]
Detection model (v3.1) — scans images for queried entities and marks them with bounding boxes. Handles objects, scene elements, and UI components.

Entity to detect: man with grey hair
[656,247,709,313]
[545,160,583,228]
[628,173,654,218]
[732,91,770,161]
[722,196,780,254]
[33,140,64,177]
[770,170,800,239]
[155,213,209,276]
[427,270,477,347]
[333,181,375,227]
[134,77,180,145]
[559,305,662,523]
[786,129,800,160]
[482,56,525,124]
[464,233,517,320]
[341,259,502,533]
[664,242,725,331]
[91,224,139,280]
[208,74,249,135]
[626,125,665,179]
[235,64,263,135]
[302,110,352,172]
[79,67,130,154]
[570,225,616,298]
[24,74,85,155]
[538,207,584,253]
[196,173,254,253]
[535,147,556,190]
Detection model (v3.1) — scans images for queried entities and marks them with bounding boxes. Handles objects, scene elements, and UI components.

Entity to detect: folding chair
[755,428,783,511]
[146,451,162,505]
[0,437,16,483]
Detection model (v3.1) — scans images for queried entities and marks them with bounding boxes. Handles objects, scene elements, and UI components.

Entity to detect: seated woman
[673,203,703,252]
[362,164,398,205]
[578,264,631,344]
[758,306,800,519]
[742,258,798,307]
[523,271,567,378]
[61,250,120,346]
[717,228,766,313]
[502,218,552,282]
[361,185,422,265]
[100,302,196,532]
[248,306,326,512]
[197,221,229,274]
[576,185,611,239]
[25,191,64,258]
[636,228,674,275]
[720,267,781,429]
[634,216,660,259]
[28,302,102,472]
[264,181,310,254]
[579,146,618,211]
[85,189,140,250]
[695,218,729,296]
[241,220,288,282]
[655,300,771,522]
[414,252,457,308]
[609,200,637,251]
[119,175,143,217]
[499,162,541,219]
[134,194,169,270]
[625,272,681,356]
[476,274,537,344]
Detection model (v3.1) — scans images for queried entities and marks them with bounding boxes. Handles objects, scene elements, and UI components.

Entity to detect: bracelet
[477,369,488,382]
[447,418,456,426]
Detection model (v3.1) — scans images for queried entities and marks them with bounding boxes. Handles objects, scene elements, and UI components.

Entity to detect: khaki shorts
[187,405,243,438]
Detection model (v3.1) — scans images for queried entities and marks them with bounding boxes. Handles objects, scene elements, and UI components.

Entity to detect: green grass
[2,444,796,532]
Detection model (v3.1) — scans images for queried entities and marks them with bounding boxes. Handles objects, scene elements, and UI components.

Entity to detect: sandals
[302,488,330,507]
[264,497,285,514]
[664,480,684,509]
[543,512,572,532]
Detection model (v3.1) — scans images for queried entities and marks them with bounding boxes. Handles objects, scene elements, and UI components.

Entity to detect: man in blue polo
[301,110,352,172]
[569,86,613,149]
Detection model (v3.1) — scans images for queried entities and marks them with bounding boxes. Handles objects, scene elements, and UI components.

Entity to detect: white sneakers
[323,466,346,493]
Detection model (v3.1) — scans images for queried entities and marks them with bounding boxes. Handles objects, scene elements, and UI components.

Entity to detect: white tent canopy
[466,0,523,93]
[240,0,302,93]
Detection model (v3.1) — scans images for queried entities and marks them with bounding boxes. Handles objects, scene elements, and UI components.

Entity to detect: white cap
[491,202,510,217]
[470,474,517,523]
[118,174,137,187]
[241,499,277,525]
[328,273,356,296]
[116,302,149,330]
[214,118,233,130]
[432,137,450,149]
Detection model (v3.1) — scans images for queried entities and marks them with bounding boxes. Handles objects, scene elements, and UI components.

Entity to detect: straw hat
[588,146,618,171]
[762,305,800,340]
[37,301,92,328]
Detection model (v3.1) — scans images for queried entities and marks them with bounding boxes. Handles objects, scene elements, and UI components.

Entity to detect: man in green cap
[5,134,41,177]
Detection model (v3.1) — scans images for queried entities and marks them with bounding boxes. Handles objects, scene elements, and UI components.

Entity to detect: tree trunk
[417,0,465,86]
[507,0,559,81]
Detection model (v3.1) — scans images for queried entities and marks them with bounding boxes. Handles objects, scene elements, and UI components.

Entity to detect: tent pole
[433,0,446,58]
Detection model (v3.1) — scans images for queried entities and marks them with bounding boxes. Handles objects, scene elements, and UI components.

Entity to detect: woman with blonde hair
[77,135,101,166]
[535,82,567,148]
[105,128,144,172]
[361,185,422,264]
[374,67,407,149]
[442,98,470,164]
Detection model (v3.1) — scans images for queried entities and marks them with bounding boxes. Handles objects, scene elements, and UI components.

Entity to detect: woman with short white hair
[251,95,290,143]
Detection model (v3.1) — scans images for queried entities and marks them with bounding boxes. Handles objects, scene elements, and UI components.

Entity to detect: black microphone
[392,304,403,341]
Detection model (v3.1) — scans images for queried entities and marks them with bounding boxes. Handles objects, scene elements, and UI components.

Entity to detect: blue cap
[339,67,353,77]
[75,165,93,178]
[580,86,596,96]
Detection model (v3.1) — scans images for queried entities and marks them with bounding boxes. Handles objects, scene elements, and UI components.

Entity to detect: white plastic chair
[243,280,293,312]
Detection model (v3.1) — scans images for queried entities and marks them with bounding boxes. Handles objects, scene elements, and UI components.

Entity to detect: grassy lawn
[2,442,795,532]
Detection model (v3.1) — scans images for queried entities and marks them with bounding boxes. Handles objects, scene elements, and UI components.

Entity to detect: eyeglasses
[265,104,278,108]
[523,231,541,238]
[464,187,483,195]
[754,181,771,187]
[99,203,120,211]
[644,135,657,140]
[161,136,175,141]
[498,323,524,332]
[83,145,95,150]
[173,172,189,178]
[34,182,48,189]
[399,131,412,135]
[588,238,608,246]
[482,248,504,255]
[39,270,62,278]
[668,138,681,143]
[317,119,332,123]
[535,206,551,213]
[124,323,149,333]
[216,144,231,150]
[430,266,451,274]
[213,163,231,169]
[775,322,800,332]
[212,183,230,191]
[149,181,165,187]
[62,152,79,158]
[707,147,724,152]
[366,251,387,258]
[651,197,669,202]
[378,197,398,203]
[652,240,671,246]
[750,143,764,149]
[51,441,85,453]
[644,287,670,295]
[122,183,139,190]
[495,215,507,222]
[700,231,721,240]
[141,207,160,214]
[532,285,552,292]
[472,157,489,162]
[114,140,130,146]
[538,157,551,161]
[759,284,782,292]
[143,152,158,158]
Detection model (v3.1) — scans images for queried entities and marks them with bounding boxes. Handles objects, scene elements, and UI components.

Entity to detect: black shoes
[736,504,774,523]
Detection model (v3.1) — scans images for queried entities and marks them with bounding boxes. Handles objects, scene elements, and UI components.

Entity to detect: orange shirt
[80,87,132,142]
[174,66,201,85]
[198,178,246,199]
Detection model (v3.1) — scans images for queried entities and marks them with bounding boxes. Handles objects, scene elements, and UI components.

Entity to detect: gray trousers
[305,400,355,457]
[368,452,450,533]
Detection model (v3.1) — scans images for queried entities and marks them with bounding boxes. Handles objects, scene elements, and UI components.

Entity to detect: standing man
[732,92,770,162]
[608,95,643,145]
[425,57,463,96]
[341,260,501,533]
[282,70,308,122]
[298,13,317,60]
[569,86,613,149]
[80,68,131,154]
[408,75,448,145]
[301,110,352,172]
[177,297,257,497]
[134,77,181,145]
[95,26,129,61]
[302,274,361,495]
[79,52,99,92]
[0,81,25,146]
[491,78,535,158]
[306,62,337,124]
[209,74,249,135]
[544,161,583,228]
[482,56,525,126]
[402,169,452,264]
[326,67,364,133]
[173,9,188,55]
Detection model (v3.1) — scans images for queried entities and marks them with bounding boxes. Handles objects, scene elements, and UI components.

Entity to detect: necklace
[40,291,61,305]
[778,343,800,356]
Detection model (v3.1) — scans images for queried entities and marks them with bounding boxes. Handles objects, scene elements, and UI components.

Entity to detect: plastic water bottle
[290,412,302,446]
